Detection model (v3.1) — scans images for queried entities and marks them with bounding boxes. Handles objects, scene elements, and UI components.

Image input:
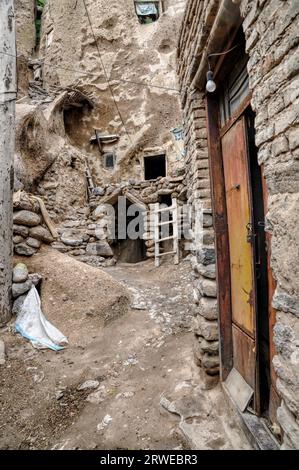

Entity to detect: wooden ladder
[154,198,179,268]
[85,163,94,199]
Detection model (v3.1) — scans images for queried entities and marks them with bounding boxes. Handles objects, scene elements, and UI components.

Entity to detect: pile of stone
[13,192,54,257]
[90,176,187,206]
[12,263,42,316]
[51,207,115,268]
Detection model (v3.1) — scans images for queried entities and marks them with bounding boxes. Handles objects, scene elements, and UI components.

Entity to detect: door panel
[221,117,256,337]
[232,325,255,389]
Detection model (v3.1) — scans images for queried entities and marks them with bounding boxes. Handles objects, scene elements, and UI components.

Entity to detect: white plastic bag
[15,286,68,351]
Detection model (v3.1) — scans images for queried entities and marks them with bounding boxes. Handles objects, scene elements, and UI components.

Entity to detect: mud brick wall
[178,0,299,447]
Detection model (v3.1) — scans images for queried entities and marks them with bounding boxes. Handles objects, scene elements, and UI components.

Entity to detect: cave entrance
[62,92,93,146]
[112,198,147,264]
[144,153,166,180]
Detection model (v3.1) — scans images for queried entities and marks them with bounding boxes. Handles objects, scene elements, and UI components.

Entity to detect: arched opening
[111,198,147,264]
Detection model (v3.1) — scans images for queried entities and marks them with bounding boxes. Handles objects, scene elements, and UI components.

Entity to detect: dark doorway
[246,108,270,414]
[144,154,166,180]
[112,199,147,263]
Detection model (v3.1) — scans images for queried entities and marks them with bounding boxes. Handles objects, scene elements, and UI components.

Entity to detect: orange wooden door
[221,117,257,390]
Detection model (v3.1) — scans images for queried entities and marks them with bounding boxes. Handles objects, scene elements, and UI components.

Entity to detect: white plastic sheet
[15,286,68,351]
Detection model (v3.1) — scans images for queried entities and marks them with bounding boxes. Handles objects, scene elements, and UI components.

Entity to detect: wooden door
[221,116,257,391]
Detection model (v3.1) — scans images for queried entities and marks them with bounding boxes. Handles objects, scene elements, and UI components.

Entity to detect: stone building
[178,0,299,449]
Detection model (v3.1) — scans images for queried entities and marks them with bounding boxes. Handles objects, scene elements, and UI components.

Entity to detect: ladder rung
[157,236,175,243]
[156,250,177,257]
[158,220,172,226]
[156,205,176,213]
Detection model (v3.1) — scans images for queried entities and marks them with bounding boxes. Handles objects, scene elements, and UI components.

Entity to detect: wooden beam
[206,93,233,381]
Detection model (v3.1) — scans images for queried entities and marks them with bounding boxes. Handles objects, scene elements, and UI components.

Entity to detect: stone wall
[178,0,299,447]
[241,0,299,450]
[50,176,187,267]
[13,192,55,257]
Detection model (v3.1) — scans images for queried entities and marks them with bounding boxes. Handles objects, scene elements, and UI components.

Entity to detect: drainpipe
[191,0,241,91]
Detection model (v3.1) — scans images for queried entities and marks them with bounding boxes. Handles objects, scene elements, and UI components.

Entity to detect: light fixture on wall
[206,44,241,94]
[206,70,217,93]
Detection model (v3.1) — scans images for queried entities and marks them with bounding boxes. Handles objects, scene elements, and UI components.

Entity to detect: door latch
[246,223,255,243]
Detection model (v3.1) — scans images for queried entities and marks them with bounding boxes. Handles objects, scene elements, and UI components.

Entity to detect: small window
[104,153,116,170]
[144,153,166,180]
[46,29,54,48]
[134,1,160,24]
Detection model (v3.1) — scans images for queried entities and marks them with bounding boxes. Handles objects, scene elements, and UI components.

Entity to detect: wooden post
[0,0,16,325]
[172,198,179,265]
[206,94,233,381]
[154,203,160,267]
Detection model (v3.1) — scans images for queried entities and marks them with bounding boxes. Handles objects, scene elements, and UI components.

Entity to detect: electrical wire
[82,0,133,144]
[207,43,240,69]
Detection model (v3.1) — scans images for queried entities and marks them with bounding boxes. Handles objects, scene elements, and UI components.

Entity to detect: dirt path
[0,258,251,450]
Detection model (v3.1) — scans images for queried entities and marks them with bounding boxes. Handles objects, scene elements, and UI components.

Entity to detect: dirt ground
[0,254,251,450]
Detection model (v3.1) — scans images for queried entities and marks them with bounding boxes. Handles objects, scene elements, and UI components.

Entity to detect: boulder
[14,243,37,257]
[13,194,40,213]
[28,273,43,287]
[86,241,113,257]
[193,316,219,341]
[13,235,24,244]
[195,278,217,298]
[196,248,215,266]
[13,263,29,283]
[61,231,84,247]
[29,225,54,244]
[13,224,29,238]
[26,237,41,249]
[12,280,32,298]
[197,297,218,320]
[13,210,41,227]
[12,294,27,316]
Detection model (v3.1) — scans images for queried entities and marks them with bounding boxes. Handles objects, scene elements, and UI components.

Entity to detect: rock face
[13,210,41,227]
[29,226,54,244]
[13,263,29,283]
[12,280,33,299]
[36,0,186,186]
[14,244,37,257]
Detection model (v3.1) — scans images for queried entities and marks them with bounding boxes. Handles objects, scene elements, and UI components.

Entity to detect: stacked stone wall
[178,0,299,446]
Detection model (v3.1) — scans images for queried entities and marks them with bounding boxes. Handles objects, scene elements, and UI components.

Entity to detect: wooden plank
[221,117,255,336]
[156,205,176,213]
[154,203,160,267]
[158,235,174,243]
[94,129,102,154]
[156,250,177,257]
[158,220,172,226]
[206,94,233,380]
[172,199,179,265]
[232,324,255,389]
[224,367,254,413]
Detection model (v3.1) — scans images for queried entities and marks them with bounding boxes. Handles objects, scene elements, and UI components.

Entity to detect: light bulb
[206,70,216,93]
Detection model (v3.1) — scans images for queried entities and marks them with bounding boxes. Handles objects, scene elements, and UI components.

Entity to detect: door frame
[206,76,277,417]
